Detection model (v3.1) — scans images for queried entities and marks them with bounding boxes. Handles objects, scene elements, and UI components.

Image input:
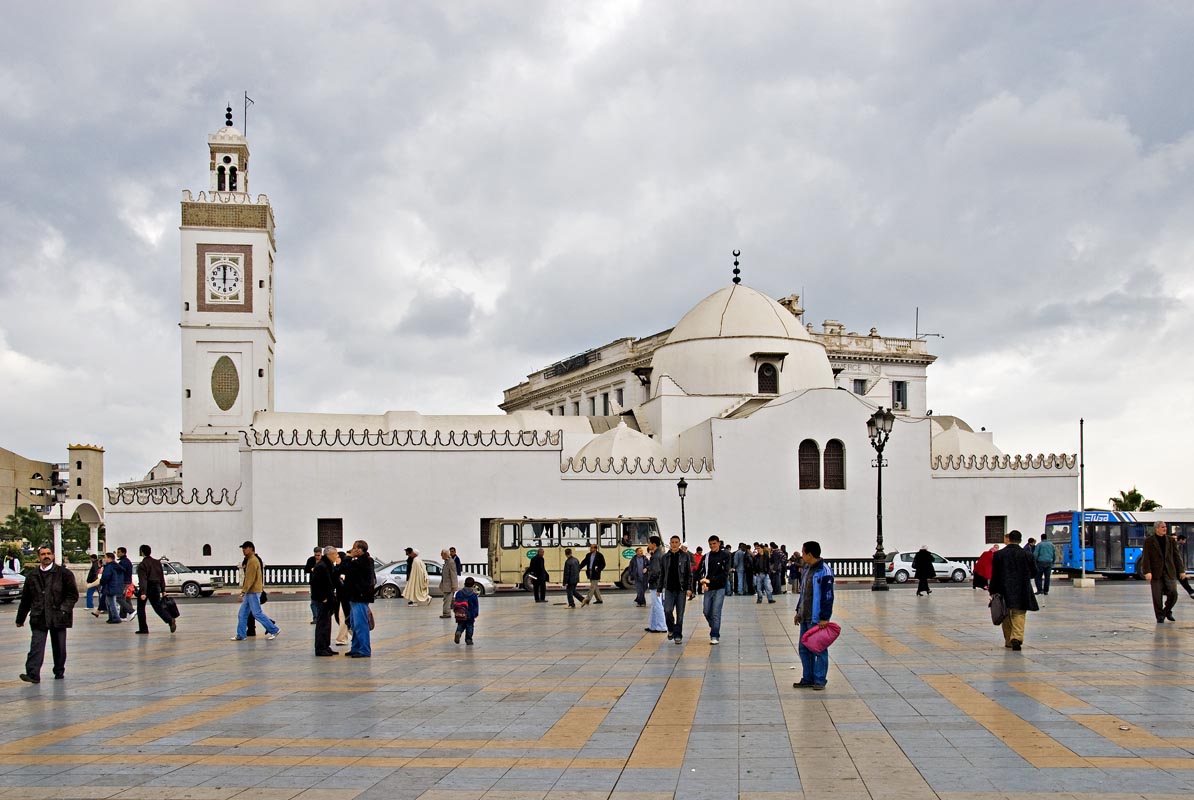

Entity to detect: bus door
[1091,523,1124,572]
[1173,523,1194,570]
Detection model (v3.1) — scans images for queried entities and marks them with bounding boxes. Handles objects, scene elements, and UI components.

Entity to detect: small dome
[575,419,665,464]
[667,284,811,344]
[210,125,247,145]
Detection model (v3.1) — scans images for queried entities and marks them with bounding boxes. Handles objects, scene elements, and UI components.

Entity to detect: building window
[558,406,564,416]
[798,440,820,490]
[201,544,212,556]
[823,440,845,489]
[31,473,42,480]
[985,516,1007,545]
[616,388,624,407]
[759,363,779,394]
[602,393,610,415]
[76,478,82,487]
[892,381,908,410]
[76,461,82,470]
[317,518,344,549]
[853,379,866,395]
[572,402,580,416]
[547,408,553,415]
[588,397,595,415]
[217,165,226,191]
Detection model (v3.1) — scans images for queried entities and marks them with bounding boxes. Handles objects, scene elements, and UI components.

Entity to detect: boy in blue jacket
[794,540,834,690]
[453,577,480,645]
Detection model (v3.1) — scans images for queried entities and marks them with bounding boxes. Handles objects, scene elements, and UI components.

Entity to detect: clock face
[207,262,242,297]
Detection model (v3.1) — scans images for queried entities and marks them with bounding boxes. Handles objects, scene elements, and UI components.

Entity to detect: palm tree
[1108,487,1161,512]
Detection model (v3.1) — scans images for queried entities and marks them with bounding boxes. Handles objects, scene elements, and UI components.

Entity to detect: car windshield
[167,562,191,572]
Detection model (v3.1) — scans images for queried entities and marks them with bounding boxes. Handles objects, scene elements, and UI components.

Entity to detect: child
[453,577,480,645]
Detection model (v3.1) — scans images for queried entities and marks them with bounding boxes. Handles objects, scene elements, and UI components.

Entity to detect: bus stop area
[0,581,1191,800]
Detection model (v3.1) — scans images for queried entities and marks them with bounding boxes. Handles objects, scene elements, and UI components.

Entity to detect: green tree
[61,513,92,561]
[1108,487,1161,512]
[0,507,51,544]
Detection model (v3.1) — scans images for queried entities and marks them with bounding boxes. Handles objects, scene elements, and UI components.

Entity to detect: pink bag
[799,622,841,653]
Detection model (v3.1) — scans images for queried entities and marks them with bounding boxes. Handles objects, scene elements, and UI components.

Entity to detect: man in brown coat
[1139,521,1186,623]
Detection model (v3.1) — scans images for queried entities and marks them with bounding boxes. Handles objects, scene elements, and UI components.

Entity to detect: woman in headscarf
[913,546,935,597]
[405,550,432,606]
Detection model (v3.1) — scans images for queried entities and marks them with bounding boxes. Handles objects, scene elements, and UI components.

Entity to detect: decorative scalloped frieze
[930,453,1077,471]
[560,456,713,475]
[242,428,561,449]
[105,486,241,506]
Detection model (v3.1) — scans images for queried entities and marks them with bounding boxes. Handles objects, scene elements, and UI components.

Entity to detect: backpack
[452,596,470,622]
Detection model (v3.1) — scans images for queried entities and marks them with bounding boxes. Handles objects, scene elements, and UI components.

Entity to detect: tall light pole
[53,484,66,566]
[676,478,688,541]
[867,407,896,591]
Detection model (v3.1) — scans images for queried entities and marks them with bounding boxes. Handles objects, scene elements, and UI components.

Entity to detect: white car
[884,551,971,584]
[375,558,495,599]
[161,561,224,597]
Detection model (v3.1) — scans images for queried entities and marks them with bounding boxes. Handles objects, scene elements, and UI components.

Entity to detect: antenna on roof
[915,307,943,340]
[732,250,741,285]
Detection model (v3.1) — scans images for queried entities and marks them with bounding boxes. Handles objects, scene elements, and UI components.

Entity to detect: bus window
[622,520,657,546]
[1125,524,1148,547]
[501,523,518,549]
[521,521,557,548]
[599,522,618,548]
[561,521,592,548]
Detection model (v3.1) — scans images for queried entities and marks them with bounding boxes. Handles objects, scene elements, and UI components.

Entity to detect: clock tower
[179,106,276,492]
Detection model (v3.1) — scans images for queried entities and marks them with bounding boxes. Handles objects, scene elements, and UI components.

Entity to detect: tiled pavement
[1,581,1192,799]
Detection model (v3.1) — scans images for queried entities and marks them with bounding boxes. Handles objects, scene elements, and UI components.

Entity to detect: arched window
[31,473,42,480]
[217,166,226,191]
[824,439,846,489]
[76,461,82,470]
[798,439,820,490]
[758,362,778,394]
[229,166,238,191]
[202,544,212,557]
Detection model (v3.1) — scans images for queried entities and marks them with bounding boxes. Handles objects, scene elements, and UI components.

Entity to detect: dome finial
[732,249,742,285]
[225,105,234,126]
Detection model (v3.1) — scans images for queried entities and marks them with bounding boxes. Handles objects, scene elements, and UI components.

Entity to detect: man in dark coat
[310,546,339,655]
[989,530,1038,651]
[562,548,583,608]
[912,546,935,597]
[578,544,605,606]
[630,547,649,606]
[15,545,79,683]
[526,550,548,603]
[1139,521,1186,623]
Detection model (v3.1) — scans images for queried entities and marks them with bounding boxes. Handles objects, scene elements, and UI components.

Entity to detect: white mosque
[105,112,1078,569]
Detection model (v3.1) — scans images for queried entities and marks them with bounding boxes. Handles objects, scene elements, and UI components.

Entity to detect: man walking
[1140,521,1186,623]
[659,535,694,643]
[15,545,79,683]
[732,543,747,596]
[989,530,1038,650]
[99,552,124,623]
[311,546,338,656]
[439,548,460,618]
[1033,533,1056,595]
[527,549,548,603]
[630,547,648,606]
[135,544,176,634]
[794,540,834,690]
[115,547,135,619]
[342,540,375,657]
[579,543,605,606]
[231,541,280,642]
[562,548,583,608]
[700,535,732,645]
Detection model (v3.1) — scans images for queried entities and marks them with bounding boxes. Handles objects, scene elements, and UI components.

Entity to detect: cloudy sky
[2,2,1191,509]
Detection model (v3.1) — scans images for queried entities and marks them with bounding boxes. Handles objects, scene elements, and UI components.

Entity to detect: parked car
[161,561,224,597]
[0,573,24,603]
[375,559,494,599]
[884,551,970,584]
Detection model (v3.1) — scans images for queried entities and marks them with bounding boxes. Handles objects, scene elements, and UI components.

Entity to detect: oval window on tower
[211,356,240,411]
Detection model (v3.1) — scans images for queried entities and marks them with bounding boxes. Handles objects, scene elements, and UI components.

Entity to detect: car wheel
[181,582,201,598]
[377,584,399,599]
[473,584,486,597]
[951,569,966,583]
[893,570,910,584]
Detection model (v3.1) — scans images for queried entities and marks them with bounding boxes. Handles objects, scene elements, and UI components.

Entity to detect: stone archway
[42,499,104,563]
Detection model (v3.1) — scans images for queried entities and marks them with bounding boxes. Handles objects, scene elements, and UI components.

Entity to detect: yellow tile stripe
[851,624,916,655]
[627,676,701,768]
[1008,681,1095,712]
[1071,715,1182,751]
[109,695,278,746]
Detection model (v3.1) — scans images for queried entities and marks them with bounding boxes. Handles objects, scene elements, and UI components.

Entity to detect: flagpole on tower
[244,92,255,135]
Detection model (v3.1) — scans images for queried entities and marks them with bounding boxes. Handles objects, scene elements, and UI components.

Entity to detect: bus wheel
[618,566,633,590]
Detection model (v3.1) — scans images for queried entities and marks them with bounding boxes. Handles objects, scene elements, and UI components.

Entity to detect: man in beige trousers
[439,549,460,618]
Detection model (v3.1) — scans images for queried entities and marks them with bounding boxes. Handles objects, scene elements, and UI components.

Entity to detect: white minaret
[178,106,276,493]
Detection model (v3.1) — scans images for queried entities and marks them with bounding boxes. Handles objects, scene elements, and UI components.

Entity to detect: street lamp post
[53,484,66,566]
[867,407,896,591]
[676,478,688,540]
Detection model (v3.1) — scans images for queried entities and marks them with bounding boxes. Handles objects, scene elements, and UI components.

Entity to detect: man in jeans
[231,541,280,642]
[659,535,693,644]
[700,535,733,645]
[342,540,376,657]
[794,540,834,690]
[1033,533,1056,595]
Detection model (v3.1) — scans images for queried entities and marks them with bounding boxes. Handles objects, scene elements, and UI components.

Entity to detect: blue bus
[1046,510,1194,577]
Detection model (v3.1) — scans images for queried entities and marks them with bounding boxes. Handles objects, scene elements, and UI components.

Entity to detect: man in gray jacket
[562,548,583,608]
[439,549,460,619]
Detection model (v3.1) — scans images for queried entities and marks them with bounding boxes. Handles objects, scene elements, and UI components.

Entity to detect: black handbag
[988,593,1008,625]
[161,595,181,619]
[260,591,269,604]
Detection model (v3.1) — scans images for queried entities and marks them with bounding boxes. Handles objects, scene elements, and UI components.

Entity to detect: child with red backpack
[452,577,480,645]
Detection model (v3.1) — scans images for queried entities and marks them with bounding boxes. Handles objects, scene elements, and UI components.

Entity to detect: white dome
[650,283,833,398]
[575,419,665,464]
[667,285,812,344]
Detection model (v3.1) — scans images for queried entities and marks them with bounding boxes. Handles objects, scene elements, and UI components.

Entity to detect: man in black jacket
[310,546,339,656]
[700,535,733,644]
[659,535,694,643]
[579,544,605,607]
[342,540,375,658]
[305,546,322,625]
[15,545,79,683]
[527,550,549,603]
[989,530,1039,651]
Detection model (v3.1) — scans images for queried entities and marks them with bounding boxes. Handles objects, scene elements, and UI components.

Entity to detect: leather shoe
[1011,639,1022,651]
[315,651,337,657]
[19,674,39,684]
[1166,612,1176,622]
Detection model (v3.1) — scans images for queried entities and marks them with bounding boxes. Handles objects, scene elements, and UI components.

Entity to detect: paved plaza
[1,581,1192,800]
